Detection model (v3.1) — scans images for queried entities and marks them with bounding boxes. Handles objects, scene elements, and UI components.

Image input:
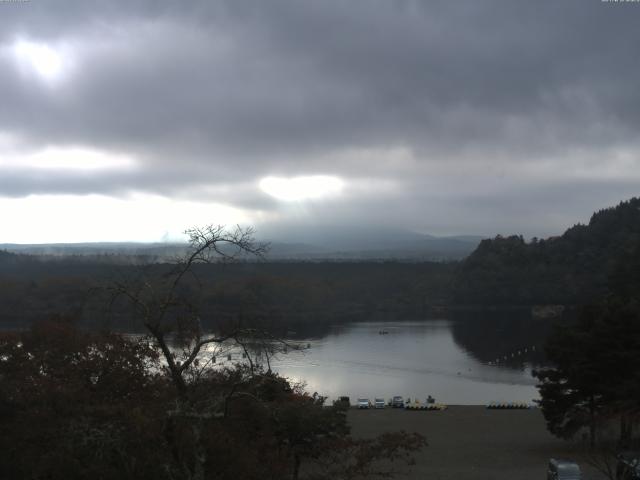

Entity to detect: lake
[264,319,550,405]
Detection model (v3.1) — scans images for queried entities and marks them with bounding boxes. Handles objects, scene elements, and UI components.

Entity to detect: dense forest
[453,197,640,306]
[0,255,455,331]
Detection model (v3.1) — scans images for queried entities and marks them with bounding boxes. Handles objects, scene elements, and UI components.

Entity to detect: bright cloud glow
[12,40,67,81]
[21,147,136,171]
[259,175,344,201]
[0,146,136,171]
[0,194,252,243]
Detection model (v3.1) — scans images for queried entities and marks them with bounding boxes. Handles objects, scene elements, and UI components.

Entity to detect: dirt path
[348,406,605,479]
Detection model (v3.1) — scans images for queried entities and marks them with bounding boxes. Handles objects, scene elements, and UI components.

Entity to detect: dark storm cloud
[1,0,639,235]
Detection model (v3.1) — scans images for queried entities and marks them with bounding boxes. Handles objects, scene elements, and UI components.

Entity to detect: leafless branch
[108,224,269,396]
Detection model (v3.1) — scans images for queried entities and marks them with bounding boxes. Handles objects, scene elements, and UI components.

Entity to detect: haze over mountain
[1,226,483,261]
[263,226,483,259]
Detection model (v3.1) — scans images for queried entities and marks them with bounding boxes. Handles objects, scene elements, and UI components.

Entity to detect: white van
[547,459,581,480]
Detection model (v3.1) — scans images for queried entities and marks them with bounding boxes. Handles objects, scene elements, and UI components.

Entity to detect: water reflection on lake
[268,319,549,405]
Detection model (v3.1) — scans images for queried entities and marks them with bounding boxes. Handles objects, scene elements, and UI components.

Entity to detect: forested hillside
[0,259,455,330]
[453,197,640,305]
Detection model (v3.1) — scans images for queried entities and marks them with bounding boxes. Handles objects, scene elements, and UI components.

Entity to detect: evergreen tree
[534,300,640,447]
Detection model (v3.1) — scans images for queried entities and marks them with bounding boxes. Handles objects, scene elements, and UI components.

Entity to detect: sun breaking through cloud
[12,39,67,82]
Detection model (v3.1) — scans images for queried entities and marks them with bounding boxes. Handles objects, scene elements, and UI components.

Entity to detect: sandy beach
[348,406,604,480]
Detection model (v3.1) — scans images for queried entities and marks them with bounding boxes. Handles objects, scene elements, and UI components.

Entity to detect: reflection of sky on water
[268,321,540,405]
[157,320,544,405]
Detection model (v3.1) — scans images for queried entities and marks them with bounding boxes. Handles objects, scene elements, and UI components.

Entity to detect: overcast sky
[1,0,639,243]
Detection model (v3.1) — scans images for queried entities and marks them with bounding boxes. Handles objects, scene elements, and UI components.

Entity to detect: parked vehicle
[392,396,404,408]
[547,458,581,480]
[336,396,350,407]
[616,451,640,479]
[374,398,385,408]
[357,398,371,409]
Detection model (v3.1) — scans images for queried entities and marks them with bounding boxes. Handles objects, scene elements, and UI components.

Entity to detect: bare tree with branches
[110,224,270,394]
[108,225,277,480]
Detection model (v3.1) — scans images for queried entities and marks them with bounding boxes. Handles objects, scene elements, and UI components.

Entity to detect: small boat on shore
[405,402,447,411]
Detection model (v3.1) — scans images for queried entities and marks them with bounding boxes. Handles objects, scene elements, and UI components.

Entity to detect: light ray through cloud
[259,176,344,202]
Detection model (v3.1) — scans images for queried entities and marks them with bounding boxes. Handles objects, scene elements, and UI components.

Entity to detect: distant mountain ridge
[1,228,484,261]
[262,225,483,260]
[454,197,640,305]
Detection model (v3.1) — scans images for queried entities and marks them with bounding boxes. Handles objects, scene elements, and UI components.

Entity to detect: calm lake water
[264,319,549,405]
